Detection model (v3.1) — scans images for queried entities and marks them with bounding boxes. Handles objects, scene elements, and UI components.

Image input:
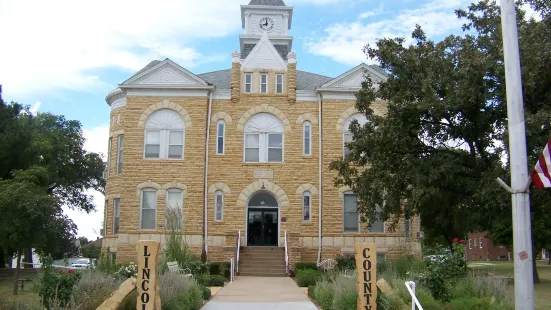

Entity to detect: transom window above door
[144,109,185,159]
[244,113,284,163]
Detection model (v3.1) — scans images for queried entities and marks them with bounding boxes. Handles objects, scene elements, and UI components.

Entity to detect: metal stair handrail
[237,230,241,274]
[284,230,289,274]
[405,281,423,310]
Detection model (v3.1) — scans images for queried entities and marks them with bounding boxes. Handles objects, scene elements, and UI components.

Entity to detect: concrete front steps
[238,247,287,277]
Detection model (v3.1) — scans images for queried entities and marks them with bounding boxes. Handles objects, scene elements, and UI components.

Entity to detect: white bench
[167,261,193,278]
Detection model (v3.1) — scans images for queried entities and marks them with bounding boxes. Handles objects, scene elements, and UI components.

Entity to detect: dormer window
[260,74,268,93]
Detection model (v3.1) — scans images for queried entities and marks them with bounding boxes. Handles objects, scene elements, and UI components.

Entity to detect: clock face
[259,17,275,32]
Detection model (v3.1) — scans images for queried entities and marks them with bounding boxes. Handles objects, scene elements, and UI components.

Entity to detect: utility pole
[499,1,535,309]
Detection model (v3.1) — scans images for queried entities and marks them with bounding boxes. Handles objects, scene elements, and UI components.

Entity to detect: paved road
[201,276,318,310]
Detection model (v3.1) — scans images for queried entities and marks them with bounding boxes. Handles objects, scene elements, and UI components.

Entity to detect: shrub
[307,285,316,297]
[312,279,333,309]
[34,256,82,309]
[196,274,227,287]
[295,262,318,271]
[200,285,211,300]
[334,253,355,270]
[72,271,122,310]
[330,274,357,310]
[95,249,120,275]
[389,256,425,278]
[159,273,203,310]
[296,269,322,287]
[114,262,138,279]
[208,262,230,279]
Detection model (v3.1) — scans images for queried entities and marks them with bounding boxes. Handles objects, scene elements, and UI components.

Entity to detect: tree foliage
[329,0,551,265]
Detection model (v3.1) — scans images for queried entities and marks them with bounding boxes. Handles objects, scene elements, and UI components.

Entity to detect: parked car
[71,258,94,270]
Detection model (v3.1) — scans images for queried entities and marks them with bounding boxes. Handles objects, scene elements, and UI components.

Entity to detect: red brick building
[465,231,512,261]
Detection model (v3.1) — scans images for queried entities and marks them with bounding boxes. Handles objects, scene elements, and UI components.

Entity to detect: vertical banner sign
[137,240,160,310]
[355,243,377,310]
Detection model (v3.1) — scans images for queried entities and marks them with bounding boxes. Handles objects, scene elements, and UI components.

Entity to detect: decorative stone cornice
[208,183,231,195]
[136,181,163,198]
[295,184,318,195]
[295,113,318,125]
[236,180,289,209]
[161,181,188,198]
[211,112,233,124]
[336,107,360,131]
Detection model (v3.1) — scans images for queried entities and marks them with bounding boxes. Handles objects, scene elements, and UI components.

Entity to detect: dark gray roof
[368,64,388,77]
[123,60,162,84]
[197,69,232,89]
[248,0,286,6]
[197,69,333,91]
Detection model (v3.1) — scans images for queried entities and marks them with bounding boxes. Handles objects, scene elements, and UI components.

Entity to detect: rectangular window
[303,192,311,221]
[244,73,252,93]
[276,74,283,94]
[474,238,477,247]
[469,239,472,249]
[116,135,124,175]
[217,121,225,155]
[479,238,483,248]
[343,133,353,159]
[244,133,260,162]
[168,130,184,159]
[267,133,283,162]
[166,189,182,231]
[260,74,268,93]
[343,193,359,232]
[405,219,411,236]
[145,130,161,158]
[104,200,108,236]
[303,123,311,156]
[369,206,384,233]
[107,138,112,177]
[113,198,120,234]
[215,192,224,221]
[141,190,157,230]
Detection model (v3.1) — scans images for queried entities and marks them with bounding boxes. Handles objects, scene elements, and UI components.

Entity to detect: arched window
[303,121,311,156]
[302,191,311,221]
[343,113,368,159]
[244,113,284,163]
[144,109,185,159]
[216,120,225,155]
[166,189,183,231]
[140,188,157,230]
[214,191,224,221]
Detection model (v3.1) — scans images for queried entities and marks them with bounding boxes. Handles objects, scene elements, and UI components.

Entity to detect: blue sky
[0,0,485,239]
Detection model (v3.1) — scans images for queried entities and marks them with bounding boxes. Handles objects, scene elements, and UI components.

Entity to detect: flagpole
[500,1,535,309]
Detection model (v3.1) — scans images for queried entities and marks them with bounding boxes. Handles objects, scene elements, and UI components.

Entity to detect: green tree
[0,168,77,295]
[329,0,550,283]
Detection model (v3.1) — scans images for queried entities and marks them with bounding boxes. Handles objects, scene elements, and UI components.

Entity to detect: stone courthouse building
[102,0,421,273]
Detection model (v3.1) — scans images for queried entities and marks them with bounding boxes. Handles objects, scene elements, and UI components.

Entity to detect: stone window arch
[342,113,369,159]
[243,113,284,163]
[144,109,185,159]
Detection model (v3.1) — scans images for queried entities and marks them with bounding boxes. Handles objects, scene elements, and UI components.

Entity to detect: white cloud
[305,0,472,65]
[0,0,246,97]
[66,125,109,240]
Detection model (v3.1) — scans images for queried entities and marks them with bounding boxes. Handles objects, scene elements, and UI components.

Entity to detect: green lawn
[0,275,41,307]
[469,260,551,310]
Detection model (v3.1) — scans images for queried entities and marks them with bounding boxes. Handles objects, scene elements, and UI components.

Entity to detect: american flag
[531,137,551,189]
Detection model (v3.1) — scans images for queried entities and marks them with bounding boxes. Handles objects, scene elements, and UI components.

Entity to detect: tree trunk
[533,248,541,284]
[13,250,22,295]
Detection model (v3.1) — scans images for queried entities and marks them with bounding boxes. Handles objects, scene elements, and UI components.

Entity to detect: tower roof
[248,0,286,6]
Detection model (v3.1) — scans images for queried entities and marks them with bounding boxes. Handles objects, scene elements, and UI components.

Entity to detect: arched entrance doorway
[247,191,279,246]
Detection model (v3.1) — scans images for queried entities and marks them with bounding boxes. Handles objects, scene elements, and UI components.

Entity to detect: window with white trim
[140,189,157,230]
[116,135,124,175]
[343,113,369,159]
[276,74,284,94]
[215,191,224,221]
[166,189,183,231]
[244,113,283,163]
[144,109,185,159]
[343,193,359,232]
[260,74,268,93]
[479,238,483,248]
[107,138,112,177]
[368,206,384,233]
[113,198,120,234]
[244,73,252,93]
[216,120,225,155]
[303,121,311,156]
[303,191,311,221]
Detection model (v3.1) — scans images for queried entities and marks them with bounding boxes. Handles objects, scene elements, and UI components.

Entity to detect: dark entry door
[247,208,278,246]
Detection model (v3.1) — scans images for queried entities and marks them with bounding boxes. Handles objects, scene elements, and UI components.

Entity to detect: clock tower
[239,0,294,60]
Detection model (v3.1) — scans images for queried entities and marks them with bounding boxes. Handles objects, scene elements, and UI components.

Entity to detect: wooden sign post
[355,243,377,310]
[137,240,161,310]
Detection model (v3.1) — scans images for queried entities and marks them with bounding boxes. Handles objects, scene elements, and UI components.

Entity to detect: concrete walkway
[201,276,318,310]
